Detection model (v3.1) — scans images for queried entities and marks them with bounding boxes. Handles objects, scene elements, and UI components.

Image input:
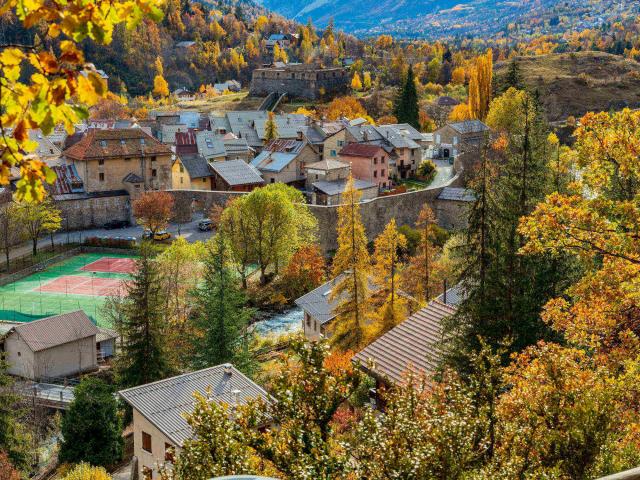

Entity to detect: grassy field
[0,253,136,327]
[494,51,640,121]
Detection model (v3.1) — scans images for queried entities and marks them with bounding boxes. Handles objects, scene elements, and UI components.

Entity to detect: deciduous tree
[132,191,175,235]
[0,359,31,474]
[264,111,279,143]
[61,463,112,480]
[468,49,493,120]
[330,176,370,350]
[351,72,363,91]
[153,56,170,98]
[0,203,22,270]
[16,196,61,256]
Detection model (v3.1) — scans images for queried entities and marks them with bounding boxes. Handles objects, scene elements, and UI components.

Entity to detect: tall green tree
[394,64,420,129]
[189,235,255,373]
[502,58,523,92]
[114,243,173,388]
[446,89,574,370]
[0,358,31,474]
[59,378,123,467]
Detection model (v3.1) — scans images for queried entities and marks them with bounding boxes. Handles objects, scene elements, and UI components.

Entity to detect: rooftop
[119,364,270,447]
[353,300,457,384]
[339,143,388,158]
[64,129,171,161]
[180,155,213,179]
[312,179,377,196]
[210,159,264,186]
[448,119,490,134]
[437,187,476,202]
[305,159,350,171]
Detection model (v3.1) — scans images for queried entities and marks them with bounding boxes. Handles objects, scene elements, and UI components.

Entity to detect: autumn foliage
[132,191,175,234]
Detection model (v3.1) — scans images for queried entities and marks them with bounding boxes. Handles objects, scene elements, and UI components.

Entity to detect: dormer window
[140,138,145,145]
[120,139,125,145]
[100,140,107,147]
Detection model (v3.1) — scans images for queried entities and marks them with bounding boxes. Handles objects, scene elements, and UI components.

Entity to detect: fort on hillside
[249,63,349,100]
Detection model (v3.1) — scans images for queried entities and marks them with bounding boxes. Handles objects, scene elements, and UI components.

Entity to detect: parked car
[104,219,129,229]
[198,219,214,231]
[143,229,171,241]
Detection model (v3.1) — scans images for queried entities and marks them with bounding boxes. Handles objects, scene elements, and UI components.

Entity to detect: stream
[254,307,303,336]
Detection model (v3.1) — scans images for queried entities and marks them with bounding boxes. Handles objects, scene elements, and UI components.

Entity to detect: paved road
[8,214,214,262]
[431,159,455,188]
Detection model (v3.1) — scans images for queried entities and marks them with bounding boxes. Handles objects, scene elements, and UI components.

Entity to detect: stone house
[311,178,378,206]
[0,311,98,381]
[265,33,294,51]
[338,143,390,191]
[251,138,317,185]
[63,128,173,195]
[304,159,350,190]
[250,63,349,100]
[119,364,270,480]
[436,187,475,230]
[433,120,490,158]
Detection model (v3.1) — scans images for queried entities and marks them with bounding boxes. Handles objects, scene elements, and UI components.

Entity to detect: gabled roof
[339,143,387,158]
[119,364,270,447]
[353,300,457,384]
[437,96,461,106]
[50,164,84,195]
[305,159,350,171]
[436,283,466,307]
[180,155,213,179]
[11,311,99,353]
[123,172,144,184]
[251,151,298,173]
[448,120,490,134]
[437,187,475,202]
[374,124,423,149]
[294,275,345,325]
[64,129,171,161]
[312,179,377,196]
[210,159,264,186]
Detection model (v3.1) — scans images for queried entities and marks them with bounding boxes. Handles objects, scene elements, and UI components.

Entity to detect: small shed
[210,159,264,192]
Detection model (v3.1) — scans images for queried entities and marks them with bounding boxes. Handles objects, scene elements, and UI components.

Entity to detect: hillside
[494,52,640,122]
[255,0,638,38]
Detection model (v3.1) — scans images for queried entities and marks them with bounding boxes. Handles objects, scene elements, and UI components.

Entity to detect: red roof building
[338,143,390,191]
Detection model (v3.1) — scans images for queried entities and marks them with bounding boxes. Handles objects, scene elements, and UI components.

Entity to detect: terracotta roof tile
[64,129,171,161]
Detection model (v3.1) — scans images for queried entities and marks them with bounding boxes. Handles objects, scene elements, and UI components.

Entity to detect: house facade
[119,364,270,480]
[250,63,349,100]
[63,129,173,195]
[251,138,316,185]
[433,120,490,158]
[338,143,390,191]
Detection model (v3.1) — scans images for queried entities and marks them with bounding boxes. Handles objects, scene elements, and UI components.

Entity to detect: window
[151,169,157,177]
[17,352,21,357]
[270,178,275,183]
[100,140,107,147]
[381,169,385,177]
[99,172,105,182]
[180,177,183,184]
[142,432,152,453]
[381,157,385,164]
[337,140,344,147]
[373,157,377,165]
[98,159,104,166]
[151,156,156,162]
[202,178,206,183]
[306,316,311,328]
[179,165,184,173]
[165,443,175,462]
[330,150,337,157]
[373,170,377,178]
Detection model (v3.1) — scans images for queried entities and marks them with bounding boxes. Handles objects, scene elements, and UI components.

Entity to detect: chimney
[223,363,233,376]
[232,389,241,405]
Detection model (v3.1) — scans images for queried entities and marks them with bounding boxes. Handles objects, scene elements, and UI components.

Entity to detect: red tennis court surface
[36,276,128,296]
[80,257,137,274]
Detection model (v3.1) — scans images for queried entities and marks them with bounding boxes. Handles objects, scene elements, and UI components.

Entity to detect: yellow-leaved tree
[264,111,279,143]
[351,72,363,91]
[330,175,371,350]
[371,219,408,335]
[0,0,163,201]
[363,71,372,90]
[468,49,493,120]
[153,56,170,98]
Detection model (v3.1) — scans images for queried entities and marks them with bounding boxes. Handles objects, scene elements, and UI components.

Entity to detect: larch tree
[394,64,420,129]
[114,243,173,388]
[363,71,372,90]
[264,111,279,144]
[451,66,466,85]
[330,176,371,350]
[372,219,408,334]
[153,56,170,98]
[132,190,175,235]
[404,204,441,304]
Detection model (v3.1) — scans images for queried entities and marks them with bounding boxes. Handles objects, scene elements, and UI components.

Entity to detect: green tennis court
[0,252,137,327]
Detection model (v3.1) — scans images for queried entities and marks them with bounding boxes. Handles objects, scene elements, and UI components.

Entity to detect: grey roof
[448,120,490,134]
[180,155,213,179]
[353,300,457,384]
[119,364,270,446]
[96,327,118,343]
[251,151,298,173]
[305,159,350,171]
[312,179,377,196]
[294,275,345,325]
[196,131,227,159]
[12,311,98,353]
[374,124,423,149]
[211,159,264,186]
[436,283,466,307]
[438,187,475,202]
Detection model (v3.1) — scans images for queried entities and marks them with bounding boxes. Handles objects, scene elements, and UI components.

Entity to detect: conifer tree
[372,219,408,333]
[189,234,255,373]
[59,378,123,467]
[330,176,370,350]
[0,359,31,473]
[394,64,420,129]
[502,58,523,92]
[405,204,440,304]
[264,111,279,143]
[114,243,173,388]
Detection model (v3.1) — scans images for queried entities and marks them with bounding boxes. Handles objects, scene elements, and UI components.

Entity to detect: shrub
[60,463,112,480]
[417,159,437,182]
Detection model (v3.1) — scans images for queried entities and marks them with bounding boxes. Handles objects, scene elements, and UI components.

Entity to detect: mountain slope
[256,0,638,38]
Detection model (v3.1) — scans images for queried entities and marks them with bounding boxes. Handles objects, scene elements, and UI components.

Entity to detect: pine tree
[59,378,123,467]
[114,243,173,388]
[502,58,523,92]
[394,64,420,129]
[372,219,407,334]
[189,235,255,373]
[330,176,370,350]
[264,111,279,143]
